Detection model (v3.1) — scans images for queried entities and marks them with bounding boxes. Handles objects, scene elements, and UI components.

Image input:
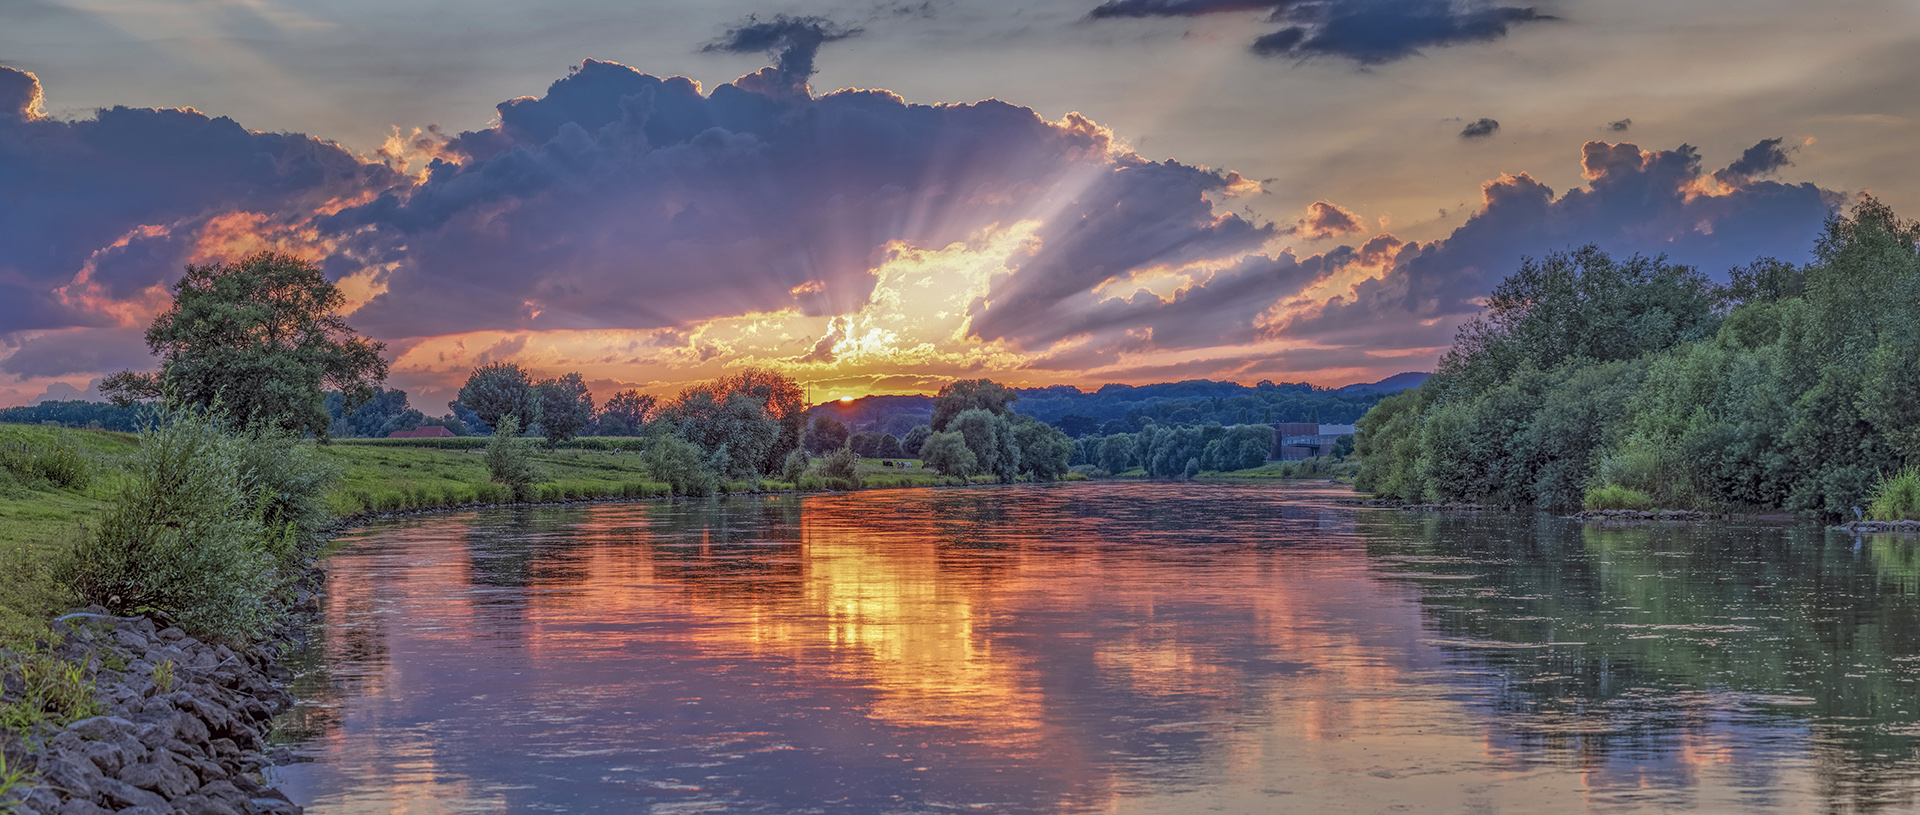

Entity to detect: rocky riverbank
[1,557,323,815]
[1835,519,1920,534]
[1575,508,1717,522]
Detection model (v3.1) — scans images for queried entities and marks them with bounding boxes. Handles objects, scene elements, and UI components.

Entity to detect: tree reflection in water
[275,485,1920,813]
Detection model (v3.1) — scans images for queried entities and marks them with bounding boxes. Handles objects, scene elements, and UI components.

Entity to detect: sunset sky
[3,0,1915,409]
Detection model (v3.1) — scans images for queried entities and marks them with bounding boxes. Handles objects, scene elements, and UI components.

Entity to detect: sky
[2,0,1916,410]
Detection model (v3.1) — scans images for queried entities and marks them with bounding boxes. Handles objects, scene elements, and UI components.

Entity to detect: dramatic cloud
[331,57,1266,347]
[700,14,862,96]
[1280,139,1842,351]
[1,66,45,121]
[1713,136,1794,185]
[0,64,394,337]
[1088,0,1553,64]
[1285,201,1366,240]
[1459,117,1500,139]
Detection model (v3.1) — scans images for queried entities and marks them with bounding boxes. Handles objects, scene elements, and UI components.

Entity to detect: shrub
[1584,484,1655,511]
[645,434,718,497]
[919,430,976,476]
[780,449,811,483]
[817,447,863,488]
[1866,467,1920,521]
[485,416,542,502]
[58,406,276,640]
[236,427,340,562]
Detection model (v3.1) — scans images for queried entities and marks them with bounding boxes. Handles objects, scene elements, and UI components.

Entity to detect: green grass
[0,426,140,650]
[1585,484,1656,511]
[315,443,671,515]
[1866,467,1920,521]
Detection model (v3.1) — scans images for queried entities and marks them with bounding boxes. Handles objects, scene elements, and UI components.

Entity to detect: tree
[659,388,780,479]
[1098,434,1134,473]
[901,425,932,458]
[1054,414,1099,438]
[1012,416,1073,481]
[644,434,717,497]
[598,389,657,436]
[876,433,905,459]
[713,368,807,471]
[459,362,540,433]
[485,416,541,501]
[804,415,850,454]
[536,373,595,445]
[101,251,388,439]
[950,407,1020,482]
[919,431,977,477]
[931,379,1018,431]
[325,387,425,439]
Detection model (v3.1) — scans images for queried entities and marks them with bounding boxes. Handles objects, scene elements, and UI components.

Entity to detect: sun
[839,396,855,402]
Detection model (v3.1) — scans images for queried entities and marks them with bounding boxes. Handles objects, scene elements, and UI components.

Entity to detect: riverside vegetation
[1354,198,1920,521]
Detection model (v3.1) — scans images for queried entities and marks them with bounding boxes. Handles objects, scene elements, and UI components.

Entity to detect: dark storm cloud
[1608,118,1632,132]
[331,58,1262,340]
[1713,137,1794,185]
[1087,0,1552,65]
[1278,139,1842,350]
[1459,117,1499,139]
[0,64,395,334]
[1088,0,1286,17]
[701,15,861,95]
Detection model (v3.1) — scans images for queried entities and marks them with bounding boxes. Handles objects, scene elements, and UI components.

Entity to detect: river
[271,482,1920,813]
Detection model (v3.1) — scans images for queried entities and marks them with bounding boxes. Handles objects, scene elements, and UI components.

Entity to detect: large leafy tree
[931,379,1019,431]
[597,389,657,436]
[536,373,595,445]
[102,252,388,439]
[458,362,539,433]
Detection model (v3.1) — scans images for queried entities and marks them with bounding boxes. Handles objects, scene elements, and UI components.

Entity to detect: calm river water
[272,483,1920,814]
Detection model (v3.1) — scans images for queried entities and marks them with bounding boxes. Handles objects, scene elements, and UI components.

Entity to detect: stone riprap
[1576,509,1716,521]
[2,610,306,815]
[1836,520,1920,534]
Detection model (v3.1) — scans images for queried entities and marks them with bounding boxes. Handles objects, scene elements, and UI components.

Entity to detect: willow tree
[103,251,387,440]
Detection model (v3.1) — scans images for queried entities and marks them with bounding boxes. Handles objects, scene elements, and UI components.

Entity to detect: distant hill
[808,375,1432,437]
[1334,372,1430,394]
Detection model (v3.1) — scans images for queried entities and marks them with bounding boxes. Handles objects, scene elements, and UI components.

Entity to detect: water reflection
[276,484,1920,813]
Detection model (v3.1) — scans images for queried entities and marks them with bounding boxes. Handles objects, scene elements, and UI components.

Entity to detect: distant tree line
[1016,379,1393,437]
[1355,198,1920,519]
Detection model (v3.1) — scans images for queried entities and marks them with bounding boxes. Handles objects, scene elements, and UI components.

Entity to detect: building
[1270,423,1356,460]
[387,425,456,439]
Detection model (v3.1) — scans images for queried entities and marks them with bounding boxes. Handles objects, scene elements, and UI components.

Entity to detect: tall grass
[1584,484,1655,511]
[0,431,97,491]
[1867,467,1920,521]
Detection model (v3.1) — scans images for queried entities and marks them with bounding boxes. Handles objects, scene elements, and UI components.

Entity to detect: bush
[58,406,277,640]
[645,434,718,497]
[236,427,340,562]
[1867,467,1920,521]
[920,431,976,476]
[780,449,811,483]
[1584,484,1655,510]
[817,447,863,489]
[485,416,542,502]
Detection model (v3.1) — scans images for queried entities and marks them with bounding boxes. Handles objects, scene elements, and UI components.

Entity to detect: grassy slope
[0,426,141,648]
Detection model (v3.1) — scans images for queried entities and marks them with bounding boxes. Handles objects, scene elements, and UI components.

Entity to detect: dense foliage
[59,405,337,640]
[1015,379,1402,434]
[458,362,540,433]
[100,252,389,440]
[0,400,142,432]
[1355,199,1920,517]
[484,416,542,501]
[536,373,595,445]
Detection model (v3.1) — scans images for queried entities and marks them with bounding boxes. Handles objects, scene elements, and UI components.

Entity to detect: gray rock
[94,776,168,811]
[22,784,62,813]
[196,780,246,806]
[67,716,138,743]
[170,794,239,815]
[53,798,110,815]
[41,756,99,801]
[248,799,300,815]
[112,807,166,815]
[79,739,127,775]
[155,628,185,644]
